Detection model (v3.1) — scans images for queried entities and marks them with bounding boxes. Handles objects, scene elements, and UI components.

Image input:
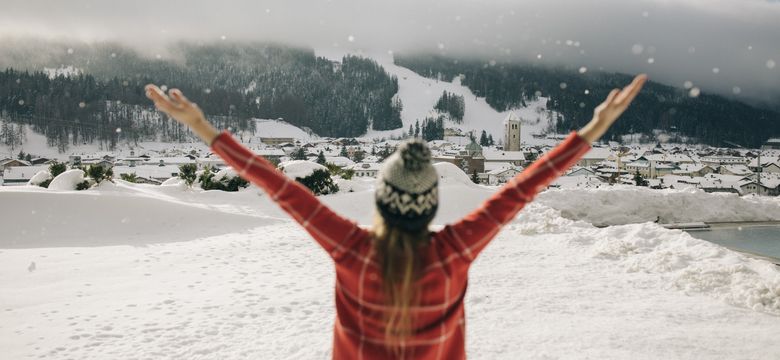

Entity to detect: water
[686,224,780,260]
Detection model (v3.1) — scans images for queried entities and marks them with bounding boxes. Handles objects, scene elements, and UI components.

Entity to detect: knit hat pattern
[375,139,439,231]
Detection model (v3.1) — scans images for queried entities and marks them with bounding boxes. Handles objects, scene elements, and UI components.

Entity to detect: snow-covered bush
[279,160,339,195]
[48,169,88,191]
[28,170,52,187]
[198,165,249,192]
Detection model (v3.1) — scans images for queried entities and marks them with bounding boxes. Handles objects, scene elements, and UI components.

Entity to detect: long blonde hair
[371,213,430,350]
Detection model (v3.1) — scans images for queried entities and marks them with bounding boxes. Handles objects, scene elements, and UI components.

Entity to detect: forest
[394,53,780,147]
[0,41,403,151]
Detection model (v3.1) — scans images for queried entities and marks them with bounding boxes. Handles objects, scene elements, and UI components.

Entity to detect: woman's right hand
[577,74,647,143]
[145,85,219,145]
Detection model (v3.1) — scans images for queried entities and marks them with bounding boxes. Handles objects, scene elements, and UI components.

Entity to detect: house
[259,137,295,146]
[566,167,597,177]
[0,158,31,171]
[720,164,752,176]
[486,166,521,185]
[350,162,381,178]
[482,149,525,167]
[673,164,716,177]
[577,147,612,167]
[2,165,48,186]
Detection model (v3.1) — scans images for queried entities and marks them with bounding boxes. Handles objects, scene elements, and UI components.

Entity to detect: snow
[252,119,314,141]
[2,165,780,358]
[278,160,327,179]
[27,170,51,186]
[47,169,85,191]
[433,161,477,186]
[536,186,780,225]
[316,49,562,145]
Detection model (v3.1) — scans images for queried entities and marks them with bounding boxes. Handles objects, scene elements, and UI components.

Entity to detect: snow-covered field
[2,172,780,359]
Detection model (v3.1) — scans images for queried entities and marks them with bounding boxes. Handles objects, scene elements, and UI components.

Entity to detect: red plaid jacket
[210,131,591,359]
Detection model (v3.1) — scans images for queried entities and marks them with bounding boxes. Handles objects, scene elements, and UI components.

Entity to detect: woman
[146,73,646,359]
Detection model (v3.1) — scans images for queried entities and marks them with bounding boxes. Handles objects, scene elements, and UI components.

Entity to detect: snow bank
[47,169,85,191]
[27,170,51,186]
[279,160,327,179]
[537,186,780,225]
[0,188,273,248]
[578,222,780,315]
[434,162,476,186]
[161,176,185,187]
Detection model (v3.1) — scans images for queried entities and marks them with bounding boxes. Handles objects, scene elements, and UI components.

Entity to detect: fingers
[605,89,620,105]
[169,89,191,108]
[615,74,647,106]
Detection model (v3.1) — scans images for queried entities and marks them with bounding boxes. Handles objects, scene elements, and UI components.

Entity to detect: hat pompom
[400,140,431,171]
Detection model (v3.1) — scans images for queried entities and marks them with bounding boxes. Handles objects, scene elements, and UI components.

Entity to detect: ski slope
[2,175,780,359]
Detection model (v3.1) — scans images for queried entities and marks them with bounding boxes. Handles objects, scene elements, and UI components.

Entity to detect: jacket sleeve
[209,131,368,259]
[435,131,591,262]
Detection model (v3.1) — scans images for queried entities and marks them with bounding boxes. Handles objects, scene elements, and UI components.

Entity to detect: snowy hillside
[2,174,780,359]
[319,50,559,143]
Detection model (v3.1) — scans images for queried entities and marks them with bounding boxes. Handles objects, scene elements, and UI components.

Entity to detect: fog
[1,0,778,104]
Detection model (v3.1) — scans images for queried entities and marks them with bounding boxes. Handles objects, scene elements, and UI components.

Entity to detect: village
[3,114,780,197]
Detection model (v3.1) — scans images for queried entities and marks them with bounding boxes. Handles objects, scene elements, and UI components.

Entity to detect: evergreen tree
[339,145,348,157]
[316,150,327,165]
[479,130,488,146]
[17,150,25,160]
[471,169,479,184]
[292,147,308,160]
[352,150,365,163]
[178,163,198,187]
[295,169,339,195]
[487,134,494,146]
[634,171,648,187]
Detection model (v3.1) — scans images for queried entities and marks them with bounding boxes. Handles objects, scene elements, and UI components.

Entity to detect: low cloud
[1,0,778,104]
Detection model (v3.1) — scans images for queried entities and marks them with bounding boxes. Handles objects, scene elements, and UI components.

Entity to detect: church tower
[503,112,521,151]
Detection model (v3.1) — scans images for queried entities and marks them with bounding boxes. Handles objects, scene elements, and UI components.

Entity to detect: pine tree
[178,164,197,187]
[487,134,494,146]
[316,150,327,165]
[293,147,308,160]
[471,169,479,184]
[479,130,488,146]
[339,145,348,157]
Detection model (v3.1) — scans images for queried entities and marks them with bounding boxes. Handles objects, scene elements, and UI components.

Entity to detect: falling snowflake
[642,11,649,17]
[767,59,776,69]
[559,82,567,90]
[79,102,86,109]
[347,35,355,42]
[689,87,701,98]
[578,66,587,74]
[204,88,212,94]
[18,100,24,105]
[220,35,227,40]
[631,44,644,55]
[712,68,720,74]
[116,128,122,133]
[536,54,542,59]
[534,91,542,97]
[438,43,445,50]
[489,60,497,66]
[156,54,162,59]
[584,89,590,95]
[111,53,117,58]
[683,81,693,89]
[387,50,394,56]
[161,85,168,92]
[647,58,655,64]
[732,86,742,95]
[67,48,74,54]
[265,8,271,13]
[579,102,586,108]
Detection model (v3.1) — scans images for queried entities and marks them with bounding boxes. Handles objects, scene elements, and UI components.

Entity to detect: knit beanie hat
[375,139,439,231]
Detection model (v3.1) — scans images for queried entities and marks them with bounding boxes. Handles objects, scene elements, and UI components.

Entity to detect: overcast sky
[1,0,778,104]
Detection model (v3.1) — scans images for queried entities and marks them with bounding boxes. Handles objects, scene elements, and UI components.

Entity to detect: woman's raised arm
[435,74,647,263]
[145,85,369,260]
